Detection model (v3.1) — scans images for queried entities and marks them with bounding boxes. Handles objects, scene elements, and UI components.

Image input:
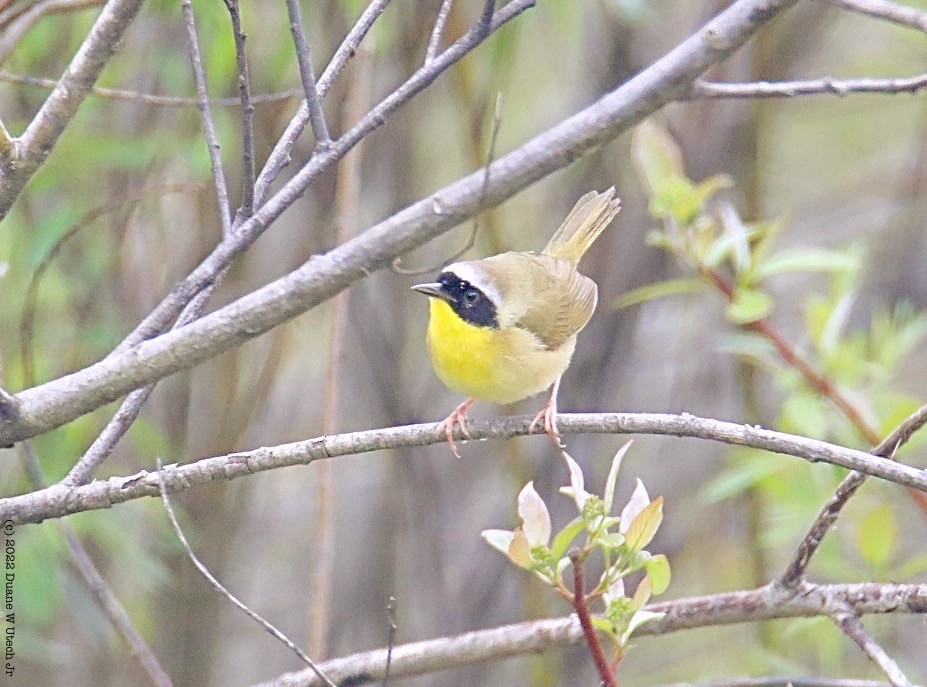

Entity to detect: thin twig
[285,0,331,147]
[391,91,503,275]
[383,596,397,687]
[778,405,927,587]
[223,0,256,219]
[0,0,104,67]
[692,73,927,99]
[254,0,391,206]
[250,581,927,687]
[9,411,927,525]
[155,459,337,687]
[0,71,303,106]
[832,611,914,687]
[15,443,171,687]
[181,0,232,235]
[425,0,455,63]
[569,551,617,687]
[824,0,927,33]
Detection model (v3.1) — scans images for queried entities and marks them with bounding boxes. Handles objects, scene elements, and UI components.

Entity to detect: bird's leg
[436,398,475,458]
[529,377,565,449]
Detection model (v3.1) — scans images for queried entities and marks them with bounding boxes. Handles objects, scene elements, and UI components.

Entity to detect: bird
[411,187,620,457]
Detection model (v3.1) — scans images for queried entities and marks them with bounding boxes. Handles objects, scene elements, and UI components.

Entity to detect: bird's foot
[529,402,564,449]
[436,398,475,458]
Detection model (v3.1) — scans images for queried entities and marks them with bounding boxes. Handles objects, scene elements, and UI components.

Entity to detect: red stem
[704,268,927,516]
[569,551,617,687]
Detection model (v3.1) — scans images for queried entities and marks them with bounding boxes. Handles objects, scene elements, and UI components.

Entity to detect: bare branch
[833,611,914,687]
[181,0,232,235]
[778,404,927,588]
[0,0,800,446]
[0,116,12,158]
[251,582,927,687]
[224,0,256,218]
[254,0,391,206]
[0,0,104,67]
[0,386,19,422]
[285,0,331,146]
[0,0,146,220]
[0,71,303,107]
[661,679,912,687]
[155,460,337,687]
[824,0,927,33]
[692,73,927,99]
[6,411,927,525]
[425,0,455,63]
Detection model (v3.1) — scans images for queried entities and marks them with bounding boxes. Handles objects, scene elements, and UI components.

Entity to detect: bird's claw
[436,399,474,458]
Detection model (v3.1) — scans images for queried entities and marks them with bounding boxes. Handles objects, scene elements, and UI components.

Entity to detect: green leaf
[644,554,671,595]
[856,503,897,568]
[603,441,632,512]
[631,121,687,195]
[596,532,626,550]
[612,278,703,309]
[591,616,615,634]
[624,497,663,550]
[753,248,859,281]
[725,289,773,324]
[550,517,586,560]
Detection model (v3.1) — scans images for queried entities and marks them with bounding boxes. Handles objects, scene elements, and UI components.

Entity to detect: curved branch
[0,0,801,447]
[0,0,146,219]
[4,411,926,525]
[250,582,927,687]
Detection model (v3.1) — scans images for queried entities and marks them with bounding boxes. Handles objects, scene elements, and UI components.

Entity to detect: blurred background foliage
[1,0,927,685]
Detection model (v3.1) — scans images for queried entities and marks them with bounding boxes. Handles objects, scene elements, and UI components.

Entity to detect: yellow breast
[426,299,575,405]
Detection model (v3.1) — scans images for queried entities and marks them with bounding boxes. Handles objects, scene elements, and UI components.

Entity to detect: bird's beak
[411,282,450,301]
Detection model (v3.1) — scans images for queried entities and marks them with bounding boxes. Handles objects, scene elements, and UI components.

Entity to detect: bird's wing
[513,254,598,350]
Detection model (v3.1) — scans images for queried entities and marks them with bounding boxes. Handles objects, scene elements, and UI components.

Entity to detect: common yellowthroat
[412,188,620,456]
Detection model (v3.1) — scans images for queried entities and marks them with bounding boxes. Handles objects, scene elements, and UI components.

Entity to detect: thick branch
[5,412,927,525]
[0,0,146,219]
[250,582,927,687]
[0,0,800,447]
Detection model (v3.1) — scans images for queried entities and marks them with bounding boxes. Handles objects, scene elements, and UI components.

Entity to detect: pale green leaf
[753,248,859,281]
[550,517,586,560]
[613,279,703,309]
[603,441,633,512]
[725,289,773,324]
[518,482,551,547]
[644,554,671,595]
[631,121,686,195]
[482,530,515,556]
[624,497,663,550]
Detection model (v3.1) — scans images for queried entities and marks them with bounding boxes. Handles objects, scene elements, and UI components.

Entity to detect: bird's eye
[463,289,480,305]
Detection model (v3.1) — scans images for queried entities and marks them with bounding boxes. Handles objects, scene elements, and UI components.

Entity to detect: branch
[661,680,916,687]
[285,0,331,146]
[692,73,927,99]
[824,0,927,33]
[181,0,232,235]
[156,461,336,687]
[0,0,801,447]
[0,0,104,67]
[0,0,146,219]
[224,0,256,218]
[425,0,455,63]
[0,71,303,107]
[833,611,914,687]
[250,582,927,687]
[253,0,391,206]
[777,403,927,588]
[6,411,927,525]
[569,551,617,687]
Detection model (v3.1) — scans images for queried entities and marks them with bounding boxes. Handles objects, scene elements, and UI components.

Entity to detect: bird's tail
[542,187,620,264]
